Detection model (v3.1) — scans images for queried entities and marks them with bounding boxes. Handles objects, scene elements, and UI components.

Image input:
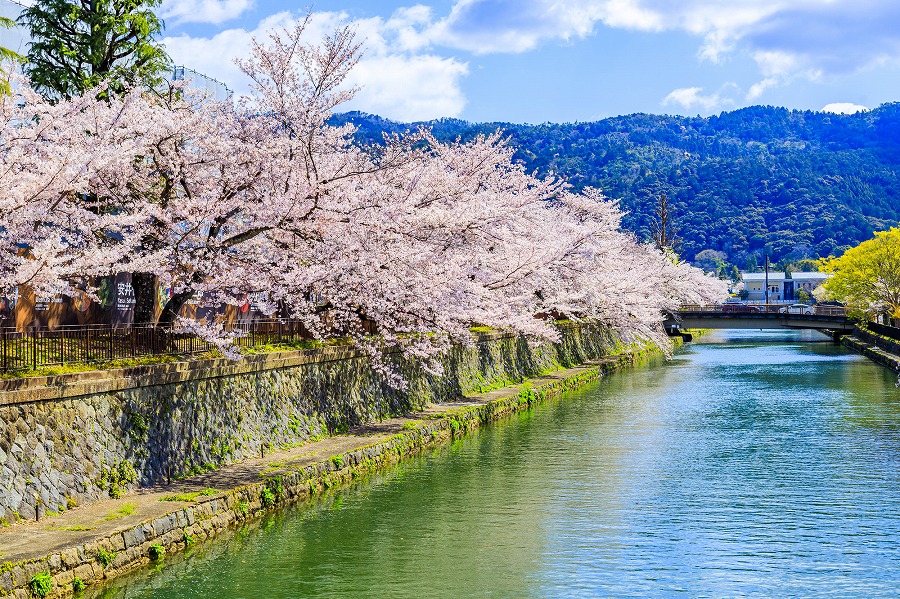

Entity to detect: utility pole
[764,254,770,306]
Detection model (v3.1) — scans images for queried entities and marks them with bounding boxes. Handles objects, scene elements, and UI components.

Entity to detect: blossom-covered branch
[0,18,727,379]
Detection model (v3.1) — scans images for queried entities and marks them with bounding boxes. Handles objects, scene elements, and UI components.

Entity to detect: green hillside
[332,104,900,269]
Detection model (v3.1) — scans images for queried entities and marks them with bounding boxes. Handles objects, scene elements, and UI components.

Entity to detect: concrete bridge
[665,304,854,336]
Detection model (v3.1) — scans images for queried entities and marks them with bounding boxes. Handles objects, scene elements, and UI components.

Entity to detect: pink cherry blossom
[0,18,727,381]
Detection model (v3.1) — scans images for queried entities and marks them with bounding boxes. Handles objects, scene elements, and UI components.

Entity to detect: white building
[741,271,830,303]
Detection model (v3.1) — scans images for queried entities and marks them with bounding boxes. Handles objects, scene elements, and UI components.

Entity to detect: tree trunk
[131,272,157,324]
[157,290,193,329]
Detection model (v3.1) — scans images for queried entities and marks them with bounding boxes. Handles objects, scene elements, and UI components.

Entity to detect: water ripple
[95,330,900,599]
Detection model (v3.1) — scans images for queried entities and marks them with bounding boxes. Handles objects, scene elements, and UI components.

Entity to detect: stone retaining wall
[0,323,619,523]
[854,326,900,358]
[0,352,643,599]
[843,327,900,373]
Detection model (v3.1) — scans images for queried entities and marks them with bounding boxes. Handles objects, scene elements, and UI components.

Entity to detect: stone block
[47,553,62,572]
[119,546,141,569]
[211,513,229,528]
[81,542,98,559]
[173,510,187,528]
[151,515,173,538]
[122,526,146,549]
[60,548,81,569]
[160,529,182,546]
[73,563,97,583]
[23,560,49,580]
[8,441,23,459]
[53,568,74,586]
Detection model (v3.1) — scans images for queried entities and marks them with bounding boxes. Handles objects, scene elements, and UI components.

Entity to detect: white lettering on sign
[34,296,63,311]
[117,283,136,310]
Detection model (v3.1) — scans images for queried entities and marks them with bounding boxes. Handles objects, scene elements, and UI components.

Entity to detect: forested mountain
[332,104,900,269]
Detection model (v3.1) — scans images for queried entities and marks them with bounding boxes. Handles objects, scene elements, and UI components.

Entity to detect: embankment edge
[0,338,673,598]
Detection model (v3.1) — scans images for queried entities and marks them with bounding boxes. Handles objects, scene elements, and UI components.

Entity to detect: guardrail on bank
[0,320,314,373]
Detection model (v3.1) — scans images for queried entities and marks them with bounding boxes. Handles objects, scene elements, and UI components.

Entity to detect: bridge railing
[676,304,848,317]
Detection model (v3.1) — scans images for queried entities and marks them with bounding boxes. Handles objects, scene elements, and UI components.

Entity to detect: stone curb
[0,344,652,599]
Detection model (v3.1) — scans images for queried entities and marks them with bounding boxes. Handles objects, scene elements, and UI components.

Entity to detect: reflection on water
[94,330,900,599]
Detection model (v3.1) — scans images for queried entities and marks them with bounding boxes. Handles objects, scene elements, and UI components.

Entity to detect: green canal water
[94,330,900,598]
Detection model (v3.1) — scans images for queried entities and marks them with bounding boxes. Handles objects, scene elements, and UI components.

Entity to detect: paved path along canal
[92,330,900,598]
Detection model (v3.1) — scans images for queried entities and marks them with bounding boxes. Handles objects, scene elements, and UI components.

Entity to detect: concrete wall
[0,323,620,522]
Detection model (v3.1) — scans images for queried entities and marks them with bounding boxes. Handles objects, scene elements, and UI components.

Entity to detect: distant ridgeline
[331,105,900,269]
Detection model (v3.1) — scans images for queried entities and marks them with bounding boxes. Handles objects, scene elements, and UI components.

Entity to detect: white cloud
[424,0,610,54]
[163,25,258,89]
[348,55,468,121]
[822,102,869,114]
[662,86,734,113]
[406,0,900,101]
[746,77,778,101]
[162,0,900,119]
[162,9,470,121]
[160,0,253,25]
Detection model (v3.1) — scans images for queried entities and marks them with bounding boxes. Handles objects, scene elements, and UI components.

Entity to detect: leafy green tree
[694,249,726,272]
[821,227,900,325]
[0,16,24,94]
[792,259,820,272]
[18,0,170,100]
[0,16,21,61]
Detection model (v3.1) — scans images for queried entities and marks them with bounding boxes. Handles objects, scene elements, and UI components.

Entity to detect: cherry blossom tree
[0,17,727,377]
[0,77,149,298]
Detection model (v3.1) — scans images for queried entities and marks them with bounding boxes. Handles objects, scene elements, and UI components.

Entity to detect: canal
[95,330,900,598]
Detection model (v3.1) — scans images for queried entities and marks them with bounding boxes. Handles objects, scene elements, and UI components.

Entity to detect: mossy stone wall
[0,323,619,522]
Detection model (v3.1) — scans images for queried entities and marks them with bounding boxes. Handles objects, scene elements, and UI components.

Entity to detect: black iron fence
[0,320,314,373]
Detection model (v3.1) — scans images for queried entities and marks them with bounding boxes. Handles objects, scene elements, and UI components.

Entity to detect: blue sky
[158,0,900,123]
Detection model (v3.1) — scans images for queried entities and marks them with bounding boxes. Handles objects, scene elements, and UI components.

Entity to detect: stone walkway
[0,366,599,565]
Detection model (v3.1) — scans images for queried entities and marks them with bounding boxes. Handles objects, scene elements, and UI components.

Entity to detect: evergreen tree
[18,0,170,100]
[0,16,24,94]
[0,16,21,62]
